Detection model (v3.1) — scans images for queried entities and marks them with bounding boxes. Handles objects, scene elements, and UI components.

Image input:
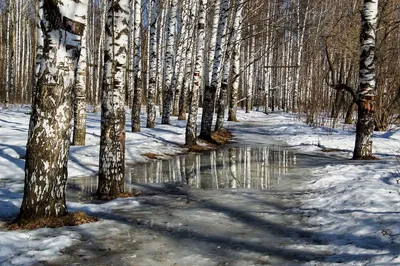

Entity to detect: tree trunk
[353,0,378,160]
[146,0,159,128]
[98,0,129,198]
[228,0,243,122]
[162,0,179,124]
[17,0,82,222]
[131,0,142,132]
[199,0,229,140]
[72,0,89,146]
[185,0,206,147]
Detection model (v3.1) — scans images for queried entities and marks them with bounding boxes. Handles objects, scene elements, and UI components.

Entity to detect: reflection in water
[128,147,296,190]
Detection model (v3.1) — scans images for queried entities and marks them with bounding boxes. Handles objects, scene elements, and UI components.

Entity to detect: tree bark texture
[72,0,89,146]
[199,0,229,140]
[18,0,82,221]
[185,0,206,147]
[353,0,378,160]
[131,0,142,132]
[98,0,129,198]
[161,0,178,124]
[146,0,159,128]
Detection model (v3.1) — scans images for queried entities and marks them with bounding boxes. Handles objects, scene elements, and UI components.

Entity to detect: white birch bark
[98,0,130,198]
[172,0,190,116]
[185,0,206,147]
[293,0,309,112]
[4,1,11,108]
[228,0,243,122]
[199,0,229,140]
[178,0,197,120]
[246,27,255,113]
[156,4,167,115]
[18,0,83,221]
[72,0,89,146]
[161,0,178,124]
[353,0,378,159]
[94,1,107,112]
[146,0,159,128]
[131,0,142,132]
[215,0,235,131]
[205,0,220,88]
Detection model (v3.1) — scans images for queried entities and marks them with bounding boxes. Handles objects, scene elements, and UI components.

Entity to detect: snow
[0,106,399,265]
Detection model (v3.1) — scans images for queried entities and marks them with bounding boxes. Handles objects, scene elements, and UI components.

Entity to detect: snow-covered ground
[0,106,399,265]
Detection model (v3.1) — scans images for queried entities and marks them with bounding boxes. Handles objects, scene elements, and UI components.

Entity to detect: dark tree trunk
[199,85,217,140]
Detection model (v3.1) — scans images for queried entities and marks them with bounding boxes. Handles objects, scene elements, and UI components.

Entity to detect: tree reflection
[128,147,297,190]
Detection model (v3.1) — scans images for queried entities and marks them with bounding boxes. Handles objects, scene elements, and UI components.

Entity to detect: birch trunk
[293,0,309,112]
[4,2,11,108]
[94,1,107,112]
[156,5,167,116]
[215,0,235,131]
[17,0,82,221]
[178,1,197,120]
[353,0,378,159]
[199,0,229,140]
[246,26,255,113]
[72,0,89,146]
[161,0,178,124]
[98,0,130,198]
[131,0,142,132]
[227,0,243,122]
[172,0,190,116]
[146,0,159,128]
[185,0,206,147]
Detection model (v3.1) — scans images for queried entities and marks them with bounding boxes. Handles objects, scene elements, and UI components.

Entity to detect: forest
[0,0,400,264]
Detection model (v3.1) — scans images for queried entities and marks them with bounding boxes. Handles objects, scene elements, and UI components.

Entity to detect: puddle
[127,146,297,190]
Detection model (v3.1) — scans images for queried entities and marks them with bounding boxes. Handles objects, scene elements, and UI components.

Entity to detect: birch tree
[131,0,142,132]
[146,0,159,128]
[228,0,243,122]
[72,0,89,146]
[215,0,235,131]
[17,0,85,222]
[185,0,206,147]
[178,0,197,120]
[199,0,229,140]
[353,0,378,159]
[98,0,130,198]
[161,0,178,124]
[4,0,11,108]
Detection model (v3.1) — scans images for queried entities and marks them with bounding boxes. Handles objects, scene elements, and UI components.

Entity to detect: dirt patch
[211,129,233,145]
[188,143,216,152]
[8,212,98,230]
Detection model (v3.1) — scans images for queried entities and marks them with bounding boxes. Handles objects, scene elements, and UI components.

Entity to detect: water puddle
[127,146,297,190]
[59,145,331,265]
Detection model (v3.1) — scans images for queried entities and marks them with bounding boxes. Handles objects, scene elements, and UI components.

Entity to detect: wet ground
[45,129,342,265]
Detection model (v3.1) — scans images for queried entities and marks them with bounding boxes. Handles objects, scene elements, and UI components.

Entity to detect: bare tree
[353,0,379,159]
[17,0,85,222]
[98,0,130,198]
